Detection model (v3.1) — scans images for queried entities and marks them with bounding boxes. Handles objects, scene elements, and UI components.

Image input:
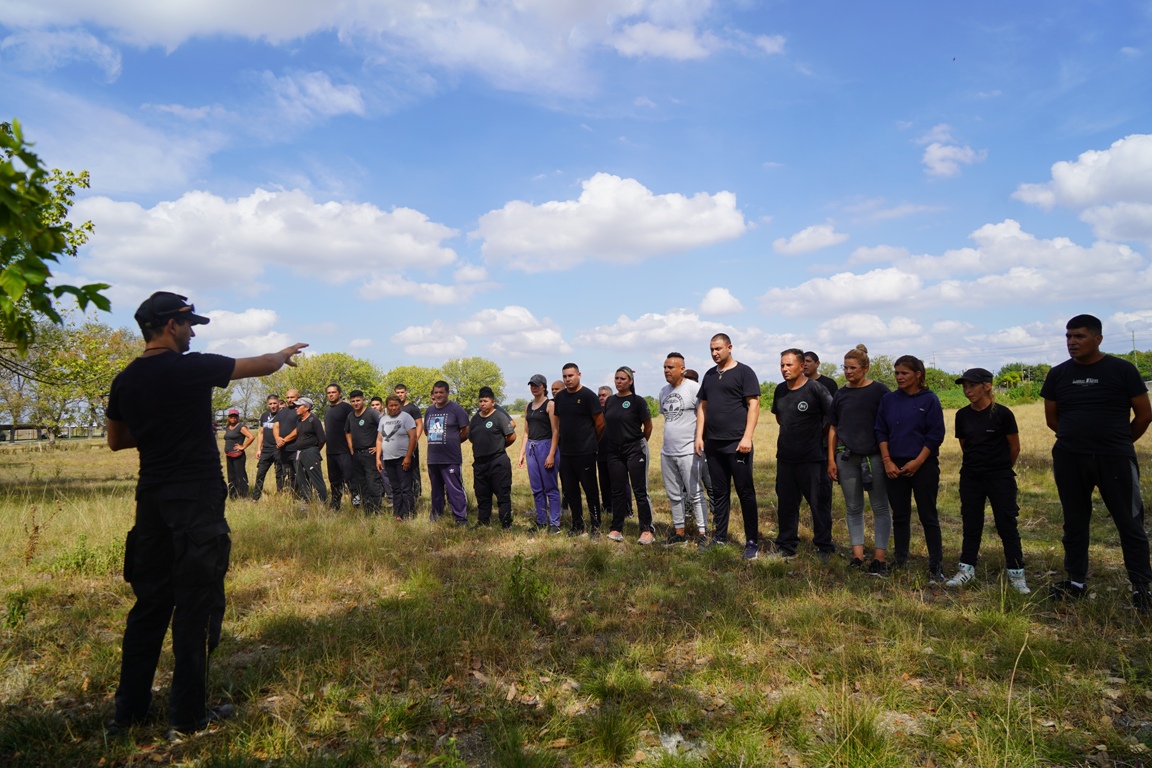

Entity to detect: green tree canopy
[382,364,443,407]
[440,357,505,413]
[0,121,109,354]
[262,352,384,415]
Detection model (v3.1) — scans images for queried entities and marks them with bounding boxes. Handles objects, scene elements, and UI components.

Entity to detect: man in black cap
[106,291,306,737]
[469,386,517,528]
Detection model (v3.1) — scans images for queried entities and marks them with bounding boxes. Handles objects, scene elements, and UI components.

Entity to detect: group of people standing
[105,291,1152,741]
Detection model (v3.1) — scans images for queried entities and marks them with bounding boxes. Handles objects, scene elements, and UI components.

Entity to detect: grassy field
[4,402,1152,767]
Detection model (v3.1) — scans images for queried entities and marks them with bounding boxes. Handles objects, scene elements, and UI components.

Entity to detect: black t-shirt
[346,407,381,451]
[469,408,515,459]
[1040,355,1146,457]
[814,375,838,397]
[955,403,1018,474]
[257,409,279,455]
[323,402,354,455]
[828,381,890,455]
[295,414,325,450]
[771,379,832,463]
[401,402,422,426]
[603,393,650,449]
[106,350,234,489]
[698,362,761,445]
[525,399,553,441]
[276,407,300,454]
[553,386,603,455]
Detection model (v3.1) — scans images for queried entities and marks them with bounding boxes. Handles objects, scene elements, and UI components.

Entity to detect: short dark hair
[781,347,805,362]
[562,363,580,372]
[666,352,684,361]
[711,333,732,345]
[1066,314,1102,336]
[267,394,280,401]
[327,383,342,394]
[393,383,408,391]
[803,351,819,363]
[684,369,699,382]
[349,389,364,399]
[478,386,495,401]
[385,395,401,405]
[432,380,450,393]
[370,396,384,404]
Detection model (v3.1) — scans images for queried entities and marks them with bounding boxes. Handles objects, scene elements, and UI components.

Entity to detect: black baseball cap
[955,367,994,385]
[134,292,210,330]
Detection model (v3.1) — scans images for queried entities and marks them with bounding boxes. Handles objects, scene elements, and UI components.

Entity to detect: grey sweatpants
[661,452,707,531]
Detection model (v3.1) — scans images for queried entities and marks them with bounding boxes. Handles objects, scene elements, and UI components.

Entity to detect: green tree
[440,357,505,413]
[0,121,109,354]
[263,352,383,416]
[382,364,442,407]
[869,355,897,391]
[924,366,958,392]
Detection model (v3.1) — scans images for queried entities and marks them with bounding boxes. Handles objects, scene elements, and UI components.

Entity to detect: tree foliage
[440,357,505,413]
[382,364,443,407]
[0,121,109,354]
[261,352,383,416]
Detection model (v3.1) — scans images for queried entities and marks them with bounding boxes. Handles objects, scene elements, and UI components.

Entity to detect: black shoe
[567,527,586,537]
[928,567,945,584]
[711,536,728,547]
[548,525,562,535]
[166,704,234,740]
[665,532,688,546]
[589,528,602,540]
[105,710,155,738]
[1049,580,1087,601]
[742,541,760,561]
[867,559,889,579]
[454,518,467,527]
[848,557,865,570]
[817,550,832,565]
[891,554,908,569]
[1133,588,1152,613]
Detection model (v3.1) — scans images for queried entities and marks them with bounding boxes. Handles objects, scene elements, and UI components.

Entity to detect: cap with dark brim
[134,291,211,329]
[955,367,994,385]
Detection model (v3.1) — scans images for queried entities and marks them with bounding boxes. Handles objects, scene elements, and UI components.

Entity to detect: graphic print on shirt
[381,422,402,442]
[661,392,685,422]
[427,414,447,444]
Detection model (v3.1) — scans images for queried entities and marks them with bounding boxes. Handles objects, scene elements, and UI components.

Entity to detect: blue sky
[3,0,1152,396]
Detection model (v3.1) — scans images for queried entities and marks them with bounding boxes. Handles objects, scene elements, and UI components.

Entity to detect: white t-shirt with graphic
[658,379,700,456]
[378,411,417,461]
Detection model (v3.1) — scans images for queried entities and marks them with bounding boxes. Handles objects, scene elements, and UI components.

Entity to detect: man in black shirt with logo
[1042,314,1152,608]
[274,388,301,491]
[469,386,517,528]
[695,334,762,560]
[553,363,605,536]
[346,389,384,514]
[292,397,327,503]
[106,291,305,737]
[251,394,283,500]
[323,384,355,510]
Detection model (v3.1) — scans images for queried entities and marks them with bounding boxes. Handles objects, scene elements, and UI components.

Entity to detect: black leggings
[559,452,600,531]
[887,455,942,569]
[609,440,652,532]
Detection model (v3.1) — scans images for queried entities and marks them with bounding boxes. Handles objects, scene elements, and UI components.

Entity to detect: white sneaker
[945,563,975,587]
[1007,568,1031,595]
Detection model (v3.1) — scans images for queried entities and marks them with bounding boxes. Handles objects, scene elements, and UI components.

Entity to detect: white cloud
[699,287,744,315]
[916,123,986,178]
[74,188,460,295]
[612,23,713,60]
[760,219,1152,317]
[454,264,489,283]
[0,28,121,80]
[264,70,365,122]
[474,173,746,271]
[196,308,293,357]
[391,323,468,358]
[813,314,925,347]
[0,1,770,96]
[1013,134,1152,241]
[148,103,229,121]
[457,306,572,358]
[348,338,373,349]
[847,244,911,264]
[772,222,849,255]
[358,276,479,306]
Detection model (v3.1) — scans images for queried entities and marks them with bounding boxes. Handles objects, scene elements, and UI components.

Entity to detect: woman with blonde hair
[827,345,892,576]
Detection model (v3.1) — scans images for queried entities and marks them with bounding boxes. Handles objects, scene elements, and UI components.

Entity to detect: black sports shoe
[166,704,234,740]
[1049,580,1087,601]
[848,557,865,570]
[928,567,946,584]
[567,527,586,537]
[665,532,688,546]
[548,525,562,535]
[817,550,832,564]
[1133,588,1152,613]
[867,559,889,578]
[742,541,760,561]
[589,528,602,540]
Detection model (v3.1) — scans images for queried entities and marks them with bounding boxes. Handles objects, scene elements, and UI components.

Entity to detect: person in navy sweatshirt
[875,354,946,581]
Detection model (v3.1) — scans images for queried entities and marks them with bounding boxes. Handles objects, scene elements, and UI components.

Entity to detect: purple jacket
[874,388,945,459]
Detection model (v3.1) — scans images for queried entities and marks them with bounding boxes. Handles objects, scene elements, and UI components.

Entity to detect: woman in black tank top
[517,377,562,531]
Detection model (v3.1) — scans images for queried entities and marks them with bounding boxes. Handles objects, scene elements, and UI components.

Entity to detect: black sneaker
[848,557,865,570]
[589,528,602,540]
[817,550,832,565]
[1049,580,1087,601]
[867,560,889,578]
[742,541,760,561]
[665,532,688,546]
[166,704,234,740]
[567,527,586,537]
[928,567,946,584]
[1133,588,1152,613]
[548,525,562,535]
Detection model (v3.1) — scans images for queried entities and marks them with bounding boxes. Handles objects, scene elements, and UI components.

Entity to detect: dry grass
[3,402,1152,766]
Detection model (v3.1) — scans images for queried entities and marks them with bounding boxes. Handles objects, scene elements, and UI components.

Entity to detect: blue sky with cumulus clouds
[3,0,1152,395]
